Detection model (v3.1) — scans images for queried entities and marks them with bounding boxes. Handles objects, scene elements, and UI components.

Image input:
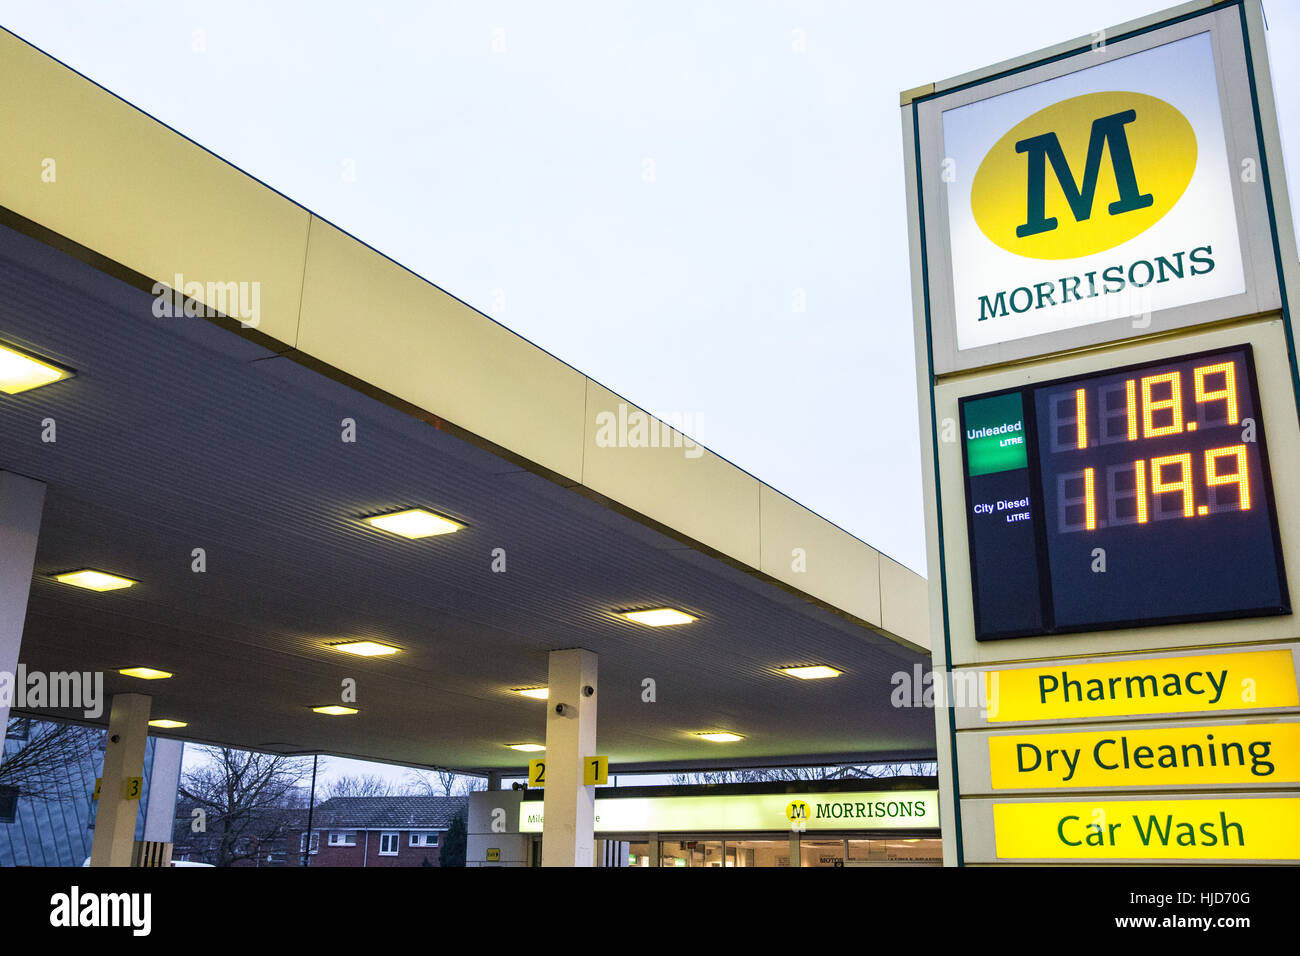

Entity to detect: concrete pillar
[467,789,527,866]
[90,693,151,867]
[540,648,597,867]
[143,737,184,843]
[0,472,45,751]
[486,770,503,791]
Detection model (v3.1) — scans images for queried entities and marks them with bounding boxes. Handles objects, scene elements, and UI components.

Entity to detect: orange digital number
[1083,467,1096,530]
[1134,460,1148,524]
[1075,388,1087,450]
[1141,372,1183,439]
[1194,362,1240,425]
[1149,453,1194,517]
[1205,444,1251,511]
[1125,379,1138,441]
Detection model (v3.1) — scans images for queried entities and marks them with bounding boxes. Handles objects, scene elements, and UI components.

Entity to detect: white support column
[90,693,151,867]
[0,472,45,750]
[143,737,184,843]
[541,647,597,867]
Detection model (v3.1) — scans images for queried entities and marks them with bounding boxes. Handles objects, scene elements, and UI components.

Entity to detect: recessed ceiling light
[119,667,173,680]
[331,640,399,657]
[780,665,842,680]
[514,688,549,700]
[53,569,136,592]
[312,705,359,716]
[697,732,744,743]
[507,743,545,752]
[0,341,73,395]
[363,508,464,539]
[148,719,188,729]
[619,608,696,627]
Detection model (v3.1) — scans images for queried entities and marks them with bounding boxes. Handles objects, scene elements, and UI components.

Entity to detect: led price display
[960,345,1288,641]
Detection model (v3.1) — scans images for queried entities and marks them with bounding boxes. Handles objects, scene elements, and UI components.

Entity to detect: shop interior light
[119,667,173,680]
[331,640,399,657]
[312,705,359,716]
[363,508,464,539]
[696,732,744,743]
[780,665,842,680]
[0,341,73,395]
[54,569,136,592]
[619,608,696,627]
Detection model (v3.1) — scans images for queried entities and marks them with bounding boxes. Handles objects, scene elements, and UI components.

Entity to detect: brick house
[290,796,467,867]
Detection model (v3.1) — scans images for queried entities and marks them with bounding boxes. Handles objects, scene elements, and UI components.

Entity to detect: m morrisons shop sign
[520,790,940,833]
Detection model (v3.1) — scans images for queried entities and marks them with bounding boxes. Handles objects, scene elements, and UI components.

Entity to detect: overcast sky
[5,2,1297,785]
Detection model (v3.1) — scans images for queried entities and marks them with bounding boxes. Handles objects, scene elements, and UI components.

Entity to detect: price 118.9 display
[959,345,1289,641]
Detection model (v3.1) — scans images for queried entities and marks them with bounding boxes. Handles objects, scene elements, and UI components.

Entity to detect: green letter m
[1014,109,1153,238]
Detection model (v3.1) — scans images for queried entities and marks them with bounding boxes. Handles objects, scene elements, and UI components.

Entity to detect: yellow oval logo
[786,800,811,823]
[971,91,1196,260]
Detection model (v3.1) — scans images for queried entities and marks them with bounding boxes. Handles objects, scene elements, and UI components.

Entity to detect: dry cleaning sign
[942,31,1245,352]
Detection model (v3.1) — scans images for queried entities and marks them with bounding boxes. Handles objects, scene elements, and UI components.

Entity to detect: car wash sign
[911,9,1283,374]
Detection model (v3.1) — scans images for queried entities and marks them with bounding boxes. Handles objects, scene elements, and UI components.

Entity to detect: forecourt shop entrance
[469,779,942,867]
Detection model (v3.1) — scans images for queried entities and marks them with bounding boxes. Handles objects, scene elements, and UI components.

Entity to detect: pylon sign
[902,0,1300,864]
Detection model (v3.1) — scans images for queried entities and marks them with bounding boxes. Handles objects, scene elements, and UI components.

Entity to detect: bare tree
[671,762,938,786]
[178,746,312,867]
[321,773,395,800]
[405,768,484,796]
[0,717,101,801]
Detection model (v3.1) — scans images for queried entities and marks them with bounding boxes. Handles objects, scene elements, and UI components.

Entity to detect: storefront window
[846,838,941,864]
[800,839,845,867]
[725,839,790,867]
[884,838,941,862]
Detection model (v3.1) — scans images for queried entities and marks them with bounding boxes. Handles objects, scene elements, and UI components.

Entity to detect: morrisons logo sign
[968,90,1205,325]
[972,90,1196,260]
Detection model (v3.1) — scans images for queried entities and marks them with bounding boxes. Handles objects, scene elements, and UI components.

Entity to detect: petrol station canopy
[0,27,932,775]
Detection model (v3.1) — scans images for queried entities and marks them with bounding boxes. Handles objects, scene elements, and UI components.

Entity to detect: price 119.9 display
[959,345,1289,641]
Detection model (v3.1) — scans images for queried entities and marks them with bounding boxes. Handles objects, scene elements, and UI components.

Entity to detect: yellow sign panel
[986,650,1297,723]
[486,848,501,862]
[92,778,101,801]
[584,756,608,786]
[993,797,1300,861]
[989,723,1300,789]
[528,759,546,787]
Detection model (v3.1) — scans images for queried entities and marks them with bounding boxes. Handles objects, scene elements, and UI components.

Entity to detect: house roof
[308,796,468,830]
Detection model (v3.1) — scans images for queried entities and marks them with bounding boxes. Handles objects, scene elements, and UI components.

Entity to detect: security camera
[555,702,575,718]
[582,685,595,697]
